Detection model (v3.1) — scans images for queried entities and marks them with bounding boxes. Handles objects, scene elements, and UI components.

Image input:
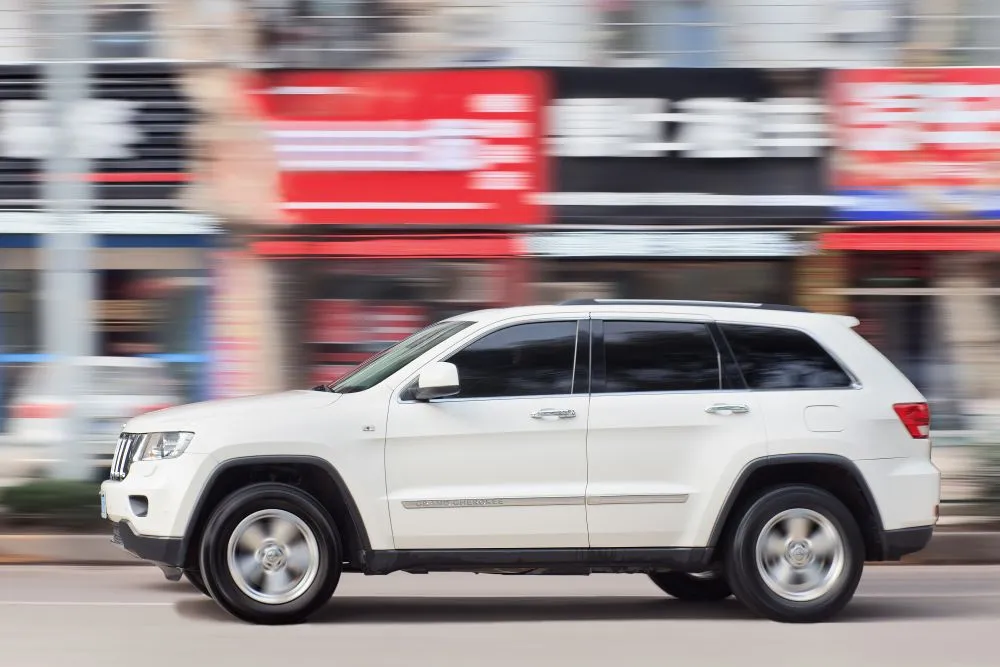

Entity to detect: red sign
[247,70,547,226]
[831,68,1000,222]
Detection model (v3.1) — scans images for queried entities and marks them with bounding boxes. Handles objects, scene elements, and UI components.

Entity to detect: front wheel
[724,484,865,624]
[648,571,732,601]
[198,482,342,625]
[183,569,211,597]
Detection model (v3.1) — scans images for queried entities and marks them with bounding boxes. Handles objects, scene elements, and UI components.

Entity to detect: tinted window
[446,321,579,398]
[720,324,854,390]
[603,321,720,393]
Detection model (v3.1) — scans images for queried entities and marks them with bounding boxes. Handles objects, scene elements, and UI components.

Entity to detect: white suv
[99,299,940,625]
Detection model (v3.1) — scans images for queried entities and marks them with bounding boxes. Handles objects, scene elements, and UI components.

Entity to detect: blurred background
[0,0,999,525]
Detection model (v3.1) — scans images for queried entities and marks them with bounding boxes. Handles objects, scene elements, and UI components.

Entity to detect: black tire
[183,569,211,597]
[724,484,864,624]
[648,571,732,601]
[198,482,342,625]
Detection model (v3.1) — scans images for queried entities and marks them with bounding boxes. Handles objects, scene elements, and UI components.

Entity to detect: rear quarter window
[719,323,855,390]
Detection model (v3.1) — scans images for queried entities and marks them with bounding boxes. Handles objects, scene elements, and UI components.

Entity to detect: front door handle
[530,408,577,420]
[705,403,750,415]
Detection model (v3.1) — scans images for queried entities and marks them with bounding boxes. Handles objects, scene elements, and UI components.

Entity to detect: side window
[445,321,579,399]
[602,320,720,393]
[720,323,854,390]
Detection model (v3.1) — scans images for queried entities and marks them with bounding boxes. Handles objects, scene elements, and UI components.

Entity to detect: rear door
[584,313,769,548]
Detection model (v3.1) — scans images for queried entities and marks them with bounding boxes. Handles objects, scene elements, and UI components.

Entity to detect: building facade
[0,62,215,428]
[525,67,829,307]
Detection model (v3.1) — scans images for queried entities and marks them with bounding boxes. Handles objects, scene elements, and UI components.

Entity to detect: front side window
[445,321,579,399]
[327,319,473,394]
[602,320,720,393]
[720,323,854,390]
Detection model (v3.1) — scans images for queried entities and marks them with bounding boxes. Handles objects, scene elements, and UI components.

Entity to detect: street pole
[40,0,95,481]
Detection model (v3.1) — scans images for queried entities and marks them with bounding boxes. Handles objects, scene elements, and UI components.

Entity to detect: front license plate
[100,492,107,519]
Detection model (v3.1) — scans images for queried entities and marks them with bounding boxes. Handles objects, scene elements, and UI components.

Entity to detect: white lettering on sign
[842,81,1000,151]
[548,96,829,158]
[0,98,140,160]
[470,94,531,115]
[268,91,536,195]
[525,231,816,258]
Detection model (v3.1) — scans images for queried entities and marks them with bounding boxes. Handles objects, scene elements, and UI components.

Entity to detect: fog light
[129,495,149,518]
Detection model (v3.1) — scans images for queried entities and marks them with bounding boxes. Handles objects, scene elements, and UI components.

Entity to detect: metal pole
[40,0,95,481]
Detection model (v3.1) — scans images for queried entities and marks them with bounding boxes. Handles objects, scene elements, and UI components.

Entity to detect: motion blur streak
[0,0,997,654]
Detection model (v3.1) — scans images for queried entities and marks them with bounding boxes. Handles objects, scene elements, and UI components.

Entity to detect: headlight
[136,432,195,461]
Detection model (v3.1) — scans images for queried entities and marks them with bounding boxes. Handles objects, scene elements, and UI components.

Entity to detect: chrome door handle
[705,403,750,415]
[530,408,577,420]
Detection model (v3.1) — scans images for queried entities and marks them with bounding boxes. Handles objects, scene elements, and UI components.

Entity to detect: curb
[1,530,998,567]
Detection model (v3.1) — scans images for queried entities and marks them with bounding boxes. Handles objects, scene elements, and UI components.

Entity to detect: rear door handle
[705,403,750,415]
[530,408,577,420]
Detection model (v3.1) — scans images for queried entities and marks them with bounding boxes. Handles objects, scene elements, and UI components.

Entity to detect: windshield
[324,320,473,394]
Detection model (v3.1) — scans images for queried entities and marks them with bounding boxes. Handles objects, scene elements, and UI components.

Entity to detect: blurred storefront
[824,66,1000,434]
[527,67,830,304]
[243,68,546,386]
[0,62,215,429]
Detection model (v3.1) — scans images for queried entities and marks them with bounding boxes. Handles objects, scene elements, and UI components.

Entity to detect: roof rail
[557,298,812,313]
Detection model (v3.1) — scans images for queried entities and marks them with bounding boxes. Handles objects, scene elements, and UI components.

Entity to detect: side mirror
[413,362,460,401]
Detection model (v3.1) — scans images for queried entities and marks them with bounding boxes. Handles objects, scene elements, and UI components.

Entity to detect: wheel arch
[707,454,887,562]
[179,455,371,571]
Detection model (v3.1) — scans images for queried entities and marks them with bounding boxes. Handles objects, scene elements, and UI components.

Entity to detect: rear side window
[720,323,854,390]
[602,320,720,393]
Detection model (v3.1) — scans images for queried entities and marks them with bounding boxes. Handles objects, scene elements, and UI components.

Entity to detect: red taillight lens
[894,402,930,439]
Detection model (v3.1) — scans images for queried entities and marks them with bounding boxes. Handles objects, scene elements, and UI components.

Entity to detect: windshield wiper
[330,385,364,394]
[311,384,333,392]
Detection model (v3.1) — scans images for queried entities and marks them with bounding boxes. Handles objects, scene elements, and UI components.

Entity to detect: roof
[451,300,843,328]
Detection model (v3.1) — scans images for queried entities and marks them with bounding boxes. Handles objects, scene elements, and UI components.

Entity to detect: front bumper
[112,520,185,568]
[99,452,211,538]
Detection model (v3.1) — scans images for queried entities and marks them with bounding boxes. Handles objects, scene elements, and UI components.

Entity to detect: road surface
[0,565,997,666]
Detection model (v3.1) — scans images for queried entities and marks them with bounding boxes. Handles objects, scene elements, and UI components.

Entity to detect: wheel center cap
[259,544,287,571]
[786,541,812,566]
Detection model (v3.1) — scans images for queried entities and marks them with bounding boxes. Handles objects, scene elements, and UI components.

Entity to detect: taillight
[893,402,930,439]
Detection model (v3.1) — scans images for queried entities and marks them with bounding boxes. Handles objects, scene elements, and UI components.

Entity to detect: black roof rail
[557,298,812,313]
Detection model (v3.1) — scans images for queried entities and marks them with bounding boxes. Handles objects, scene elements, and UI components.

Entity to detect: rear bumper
[112,520,185,568]
[878,525,935,561]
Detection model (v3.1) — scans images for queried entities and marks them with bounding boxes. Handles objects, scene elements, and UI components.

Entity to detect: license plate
[100,492,107,519]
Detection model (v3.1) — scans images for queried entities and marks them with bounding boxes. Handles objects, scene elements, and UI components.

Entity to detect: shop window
[601,320,720,394]
[90,2,158,59]
[598,0,722,66]
[444,321,578,399]
[720,323,855,390]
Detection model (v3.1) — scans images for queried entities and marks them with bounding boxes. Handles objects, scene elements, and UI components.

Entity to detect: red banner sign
[247,70,546,226]
[831,68,1000,222]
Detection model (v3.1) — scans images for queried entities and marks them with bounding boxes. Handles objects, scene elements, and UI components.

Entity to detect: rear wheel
[649,571,732,601]
[724,484,864,623]
[198,483,342,624]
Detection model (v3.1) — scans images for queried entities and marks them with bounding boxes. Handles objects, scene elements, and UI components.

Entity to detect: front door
[384,317,591,550]
[585,315,769,548]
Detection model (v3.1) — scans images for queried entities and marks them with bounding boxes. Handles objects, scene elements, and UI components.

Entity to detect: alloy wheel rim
[226,508,320,605]
[754,507,846,602]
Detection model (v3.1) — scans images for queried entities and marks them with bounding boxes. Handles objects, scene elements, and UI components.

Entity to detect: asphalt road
[0,565,998,667]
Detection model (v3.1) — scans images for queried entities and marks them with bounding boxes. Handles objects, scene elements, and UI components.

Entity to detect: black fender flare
[706,453,886,552]
[179,455,372,568]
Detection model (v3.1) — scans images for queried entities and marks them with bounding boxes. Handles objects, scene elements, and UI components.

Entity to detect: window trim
[592,318,728,397]
[396,316,590,404]
[715,321,863,392]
